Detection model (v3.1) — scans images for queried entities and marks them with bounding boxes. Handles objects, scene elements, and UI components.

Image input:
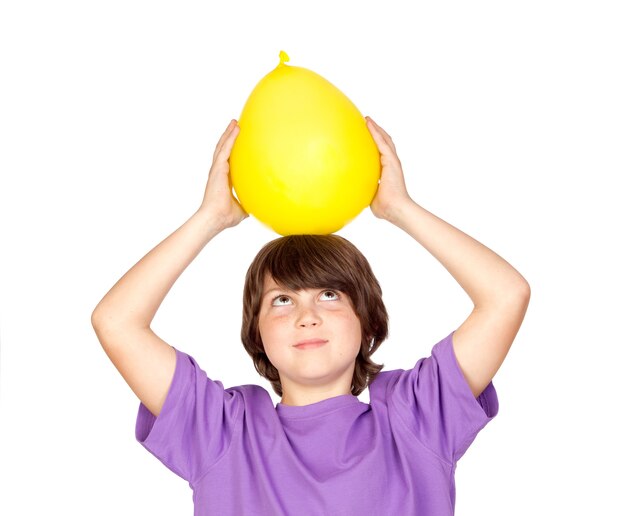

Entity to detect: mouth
[294,338,328,350]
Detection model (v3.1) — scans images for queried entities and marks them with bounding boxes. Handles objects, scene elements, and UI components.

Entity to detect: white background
[1,1,624,514]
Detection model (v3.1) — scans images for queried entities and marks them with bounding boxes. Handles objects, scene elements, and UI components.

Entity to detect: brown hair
[241,234,388,396]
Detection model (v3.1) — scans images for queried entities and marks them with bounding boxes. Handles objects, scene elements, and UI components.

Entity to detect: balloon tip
[278,50,290,65]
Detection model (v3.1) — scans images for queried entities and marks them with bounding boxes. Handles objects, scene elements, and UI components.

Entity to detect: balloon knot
[279,50,290,65]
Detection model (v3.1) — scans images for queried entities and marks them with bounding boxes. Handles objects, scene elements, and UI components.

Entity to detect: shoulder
[367,333,457,402]
[172,348,273,409]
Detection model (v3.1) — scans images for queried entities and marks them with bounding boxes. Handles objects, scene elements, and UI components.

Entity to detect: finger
[213,119,238,161]
[366,117,395,154]
[215,122,240,162]
[366,117,395,151]
[213,119,237,159]
[366,117,396,153]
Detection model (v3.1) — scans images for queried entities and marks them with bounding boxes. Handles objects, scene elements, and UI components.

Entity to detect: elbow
[488,277,530,314]
[91,306,105,332]
[91,299,111,332]
[90,303,124,337]
[515,277,531,303]
[91,306,115,345]
[91,307,130,353]
[503,266,531,306]
[505,277,531,318]
[518,277,531,306]
[91,303,149,340]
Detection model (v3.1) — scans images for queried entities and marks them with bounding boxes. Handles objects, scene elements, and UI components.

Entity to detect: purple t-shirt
[136,332,498,515]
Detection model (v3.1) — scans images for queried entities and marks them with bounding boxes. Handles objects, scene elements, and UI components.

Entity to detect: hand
[199,120,248,229]
[366,116,413,222]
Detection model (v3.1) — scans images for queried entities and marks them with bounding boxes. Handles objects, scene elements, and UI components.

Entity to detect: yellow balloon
[229,51,380,235]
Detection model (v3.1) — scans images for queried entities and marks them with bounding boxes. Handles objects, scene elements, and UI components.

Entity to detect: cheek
[258,323,271,351]
[351,321,363,354]
[337,313,362,354]
[342,312,361,336]
[258,316,285,352]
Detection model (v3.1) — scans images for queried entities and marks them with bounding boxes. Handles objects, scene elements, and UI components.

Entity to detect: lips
[294,338,328,350]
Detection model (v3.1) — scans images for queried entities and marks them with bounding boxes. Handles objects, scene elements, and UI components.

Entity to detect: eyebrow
[262,288,287,299]
[262,286,341,299]
[261,286,317,299]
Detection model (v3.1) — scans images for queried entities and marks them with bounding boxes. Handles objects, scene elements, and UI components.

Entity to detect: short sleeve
[135,348,242,483]
[387,332,499,464]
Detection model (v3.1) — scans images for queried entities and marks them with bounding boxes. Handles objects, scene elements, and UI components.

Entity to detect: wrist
[379,195,416,226]
[191,207,231,240]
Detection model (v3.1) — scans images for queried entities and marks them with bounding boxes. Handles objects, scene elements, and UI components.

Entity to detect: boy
[92,117,530,515]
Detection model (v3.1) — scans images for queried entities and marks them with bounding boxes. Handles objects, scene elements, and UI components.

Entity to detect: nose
[295,303,322,328]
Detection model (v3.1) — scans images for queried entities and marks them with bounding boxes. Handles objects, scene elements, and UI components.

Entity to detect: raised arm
[91,120,247,416]
[366,116,530,398]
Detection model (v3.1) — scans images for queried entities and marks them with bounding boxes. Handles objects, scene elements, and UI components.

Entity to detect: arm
[366,116,530,397]
[91,120,247,416]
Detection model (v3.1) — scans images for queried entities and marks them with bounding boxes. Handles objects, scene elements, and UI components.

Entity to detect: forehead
[260,274,327,296]
[261,274,299,299]
[262,274,281,294]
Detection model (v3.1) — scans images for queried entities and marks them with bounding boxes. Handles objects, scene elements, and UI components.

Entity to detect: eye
[271,295,292,306]
[320,290,340,301]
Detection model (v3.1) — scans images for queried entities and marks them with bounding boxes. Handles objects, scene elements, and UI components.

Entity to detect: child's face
[258,275,362,395]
